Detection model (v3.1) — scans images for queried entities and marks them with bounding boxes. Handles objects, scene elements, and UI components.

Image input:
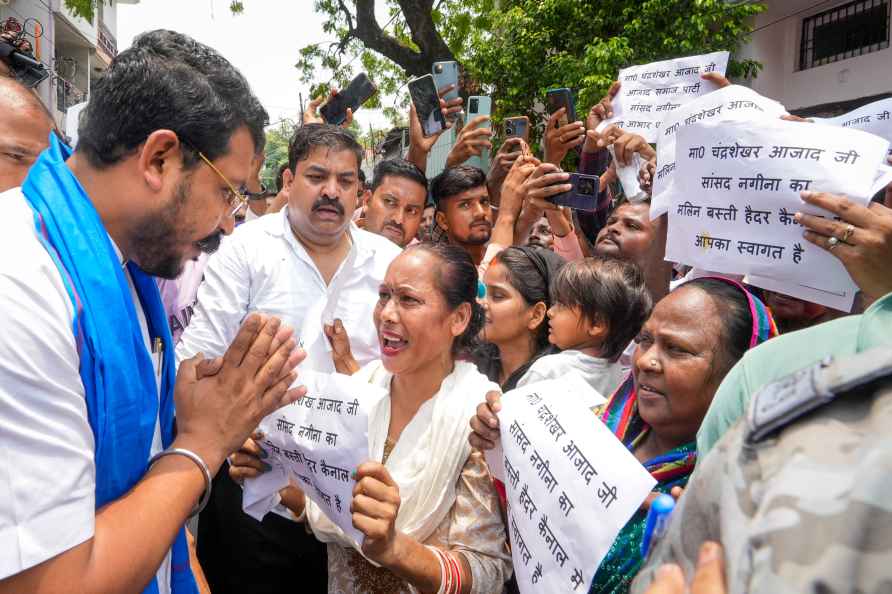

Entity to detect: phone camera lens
[434,64,443,74]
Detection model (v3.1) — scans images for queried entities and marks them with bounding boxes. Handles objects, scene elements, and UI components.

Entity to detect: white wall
[101,0,118,38]
[738,0,892,111]
[53,0,97,46]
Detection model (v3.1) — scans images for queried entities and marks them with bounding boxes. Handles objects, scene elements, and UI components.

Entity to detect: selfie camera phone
[432,60,459,101]
[320,72,378,126]
[409,74,447,138]
[504,116,530,142]
[546,88,576,128]
[466,96,492,170]
[548,173,599,211]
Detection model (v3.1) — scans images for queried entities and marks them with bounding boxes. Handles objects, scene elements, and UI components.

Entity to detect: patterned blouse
[324,447,512,594]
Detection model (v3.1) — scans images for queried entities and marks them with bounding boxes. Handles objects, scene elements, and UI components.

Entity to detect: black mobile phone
[546,88,576,127]
[320,72,378,126]
[409,74,447,137]
[0,40,49,88]
[548,173,599,211]
[504,116,530,142]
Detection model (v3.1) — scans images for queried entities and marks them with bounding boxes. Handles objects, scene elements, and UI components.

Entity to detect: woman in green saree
[470,277,777,594]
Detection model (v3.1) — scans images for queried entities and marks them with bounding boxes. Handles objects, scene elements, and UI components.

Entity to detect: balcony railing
[98,21,117,58]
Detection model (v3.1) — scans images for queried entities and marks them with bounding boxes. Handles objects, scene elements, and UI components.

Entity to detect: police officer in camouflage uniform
[631,346,892,594]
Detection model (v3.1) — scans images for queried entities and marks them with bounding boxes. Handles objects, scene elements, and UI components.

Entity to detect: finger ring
[842,224,855,243]
[828,236,839,250]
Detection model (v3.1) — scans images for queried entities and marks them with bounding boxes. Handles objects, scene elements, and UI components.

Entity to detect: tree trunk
[350,0,456,77]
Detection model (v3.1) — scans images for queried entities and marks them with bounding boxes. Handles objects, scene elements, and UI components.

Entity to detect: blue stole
[22,135,197,594]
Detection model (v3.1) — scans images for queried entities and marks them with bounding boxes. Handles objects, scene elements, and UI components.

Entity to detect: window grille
[800,0,890,70]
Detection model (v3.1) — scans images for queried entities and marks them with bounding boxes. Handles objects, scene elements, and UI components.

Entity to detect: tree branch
[336,0,355,33]
[350,0,455,76]
[397,0,453,61]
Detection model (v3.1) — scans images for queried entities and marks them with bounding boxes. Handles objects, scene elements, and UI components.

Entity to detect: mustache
[312,195,345,216]
[384,220,404,233]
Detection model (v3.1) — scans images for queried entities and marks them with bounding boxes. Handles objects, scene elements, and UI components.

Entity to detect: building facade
[737,0,892,116]
[0,0,135,124]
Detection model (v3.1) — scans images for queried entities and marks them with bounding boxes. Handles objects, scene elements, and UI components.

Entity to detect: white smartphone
[465,96,492,171]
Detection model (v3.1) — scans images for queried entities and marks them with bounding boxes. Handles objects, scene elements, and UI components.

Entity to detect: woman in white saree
[231,243,512,594]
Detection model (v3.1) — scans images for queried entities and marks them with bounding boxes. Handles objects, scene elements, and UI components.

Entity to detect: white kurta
[0,188,171,592]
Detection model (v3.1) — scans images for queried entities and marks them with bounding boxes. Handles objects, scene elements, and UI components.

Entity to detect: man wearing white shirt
[177,123,400,592]
[0,30,303,594]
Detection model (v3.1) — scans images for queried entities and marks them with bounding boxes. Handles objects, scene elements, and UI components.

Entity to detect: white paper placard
[243,370,387,546]
[605,51,730,143]
[664,118,889,295]
[813,97,892,156]
[744,273,858,312]
[650,85,788,219]
[486,380,655,594]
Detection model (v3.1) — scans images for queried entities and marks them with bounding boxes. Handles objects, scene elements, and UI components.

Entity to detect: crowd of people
[1,26,891,594]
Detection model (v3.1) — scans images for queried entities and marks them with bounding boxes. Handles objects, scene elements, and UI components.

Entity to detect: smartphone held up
[409,74,447,137]
[432,60,459,102]
[548,173,599,211]
[320,72,378,126]
[466,96,492,170]
[504,116,530,142]
[546,88,576,128]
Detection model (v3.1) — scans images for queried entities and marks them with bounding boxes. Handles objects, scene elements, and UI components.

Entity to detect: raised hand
[468,390,503,451]
[446,115,493,168]
[545,108,585,166]
[323,318,360,375]
[303,88,354,128]
[797,190,892,301]
[174,314,306,470]
[584,80,622,153]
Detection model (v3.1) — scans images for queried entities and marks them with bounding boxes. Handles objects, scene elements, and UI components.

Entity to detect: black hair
[494,246,567,352]
[550,255,652,360]
[358,168,367,189]
[473,246,566,390]
[404,242,484,356]
[77,29,268,169]
[287,123,363,173]
[276,162,288,192]
[678,278,753,377]
[430,165,487,208]
[371,158,429,193]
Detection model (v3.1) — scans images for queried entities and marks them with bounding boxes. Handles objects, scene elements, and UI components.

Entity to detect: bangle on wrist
[427,546,447,594]
[148,447,212,518]
[445,551,462,594]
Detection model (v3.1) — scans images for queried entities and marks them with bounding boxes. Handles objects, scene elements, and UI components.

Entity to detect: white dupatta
[306,360,499,555]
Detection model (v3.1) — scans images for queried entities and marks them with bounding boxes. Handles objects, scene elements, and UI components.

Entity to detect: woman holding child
[232,243,512,594]
[470,276,777,594]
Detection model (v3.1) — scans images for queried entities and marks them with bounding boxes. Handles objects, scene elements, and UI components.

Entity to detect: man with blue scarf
[0,30,306,594]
